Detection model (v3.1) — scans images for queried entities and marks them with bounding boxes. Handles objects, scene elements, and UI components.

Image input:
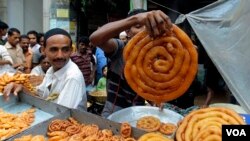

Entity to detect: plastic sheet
[182,0,250,113]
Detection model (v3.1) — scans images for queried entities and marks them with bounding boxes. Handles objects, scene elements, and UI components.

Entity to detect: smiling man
[4,28,87,111]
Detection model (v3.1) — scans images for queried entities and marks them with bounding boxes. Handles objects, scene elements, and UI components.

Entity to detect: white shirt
[0,45,13,64]
[31,65,45,76]
[37,59,87,110]
[30,44,41,64]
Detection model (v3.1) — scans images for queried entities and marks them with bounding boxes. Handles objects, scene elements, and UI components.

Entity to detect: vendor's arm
[0,60,12,65]
[90,10,172,54]
[202,87,214,107]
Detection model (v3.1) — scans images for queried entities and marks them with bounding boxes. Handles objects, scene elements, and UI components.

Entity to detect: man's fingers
[145,18,153,37]
[13,84,22,96]
[148,12,160,37]
[3,83,14,101]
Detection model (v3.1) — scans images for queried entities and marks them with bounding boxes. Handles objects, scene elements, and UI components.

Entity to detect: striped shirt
[101,39,145,118]
[71,52,94,85]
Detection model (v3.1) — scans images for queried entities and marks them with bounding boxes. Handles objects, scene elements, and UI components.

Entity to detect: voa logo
[226,129,246,136]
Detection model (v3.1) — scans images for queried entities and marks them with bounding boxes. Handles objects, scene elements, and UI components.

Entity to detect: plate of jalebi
[176,107,246,141]
[123,24,198,104]
[107,106,183,128]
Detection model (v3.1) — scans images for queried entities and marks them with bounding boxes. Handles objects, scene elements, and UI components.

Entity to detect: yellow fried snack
[0,108,36,140]
[120,122,132,138]
[138,132,173,141]
[0,73,36,94]
[176,107,245,141]
[136,116,161,132]
[159,123,177,135]
[123,24,198,104]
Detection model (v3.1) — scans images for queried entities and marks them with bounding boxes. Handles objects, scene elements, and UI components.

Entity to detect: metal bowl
[88,90,107,104]
[107,106,183,127]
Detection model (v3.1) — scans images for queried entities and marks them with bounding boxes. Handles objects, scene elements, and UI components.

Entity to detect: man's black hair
[38,55,46,64]
[78,36,90,45]
[27,30,38,39]
[44,28,72,47]
[20,34,29,40]
[0,20,8,29]
[8,28,20,36]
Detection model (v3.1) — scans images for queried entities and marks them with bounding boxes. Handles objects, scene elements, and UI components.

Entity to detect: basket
[89,90,107,104]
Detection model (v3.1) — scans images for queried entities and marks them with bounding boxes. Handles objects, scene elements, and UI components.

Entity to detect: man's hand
[3,82,23,101]
[136,10,173,38]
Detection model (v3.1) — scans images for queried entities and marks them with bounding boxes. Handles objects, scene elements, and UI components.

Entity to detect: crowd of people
[0,8,232,118]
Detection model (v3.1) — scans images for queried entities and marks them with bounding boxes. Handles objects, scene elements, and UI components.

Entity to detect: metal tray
[8,109,146,140]
[107,106,184,127]
[0,92,69,140]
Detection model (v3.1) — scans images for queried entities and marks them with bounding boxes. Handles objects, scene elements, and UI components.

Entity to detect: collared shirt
[30,43,42,64]
[31,65,45,76]
[0,45,13,64]
[37,59,87,110]
[5,42,26,65]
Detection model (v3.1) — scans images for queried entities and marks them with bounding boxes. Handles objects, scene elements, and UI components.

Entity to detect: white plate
[107,106,183,127]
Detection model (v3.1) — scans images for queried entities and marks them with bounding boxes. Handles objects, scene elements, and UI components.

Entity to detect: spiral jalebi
[123,24,198,103]
[176,107,245,141]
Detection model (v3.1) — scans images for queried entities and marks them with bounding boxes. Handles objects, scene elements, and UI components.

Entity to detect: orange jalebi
[123,24,198,103]
[176,107,245,141]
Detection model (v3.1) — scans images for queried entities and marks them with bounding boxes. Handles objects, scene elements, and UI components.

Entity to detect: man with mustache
[3,28,87,111]
[19,35,33,73]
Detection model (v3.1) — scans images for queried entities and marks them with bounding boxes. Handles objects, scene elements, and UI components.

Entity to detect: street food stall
[1,0,250,140]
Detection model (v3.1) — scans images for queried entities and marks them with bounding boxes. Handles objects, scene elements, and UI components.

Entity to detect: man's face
[8,32,20,47]
[0,29,7,37]
[119,35,127,44]
[19,38,29,52]
[28,34,37,47]
[44,35,72,71]
[78,42,89,54]
[41,57,51,73]
[39,36,44,47]
[126,24,145,40]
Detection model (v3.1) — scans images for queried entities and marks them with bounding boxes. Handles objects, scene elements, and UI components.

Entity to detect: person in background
[96,65,107,91]
[27,30,42,67]
[119,31,128,44]
[0,20,8,45]
[5,28,26,72]
[38,33,44,55]
[0,20,11,67]
[90,9,172,118]
[31,55,51,76]
[71,36,96,93]
[3,28,87,111]
[94,46,107,84]
[19,35,33,73]
[0,44,13,66]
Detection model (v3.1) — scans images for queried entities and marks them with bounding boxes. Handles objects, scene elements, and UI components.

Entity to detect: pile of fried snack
[12,107,246,141]
[14,117,172,141]
[176,107,245,141]
[0,108,36,140]
[0,73,36,94]
[136,116,177,136]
